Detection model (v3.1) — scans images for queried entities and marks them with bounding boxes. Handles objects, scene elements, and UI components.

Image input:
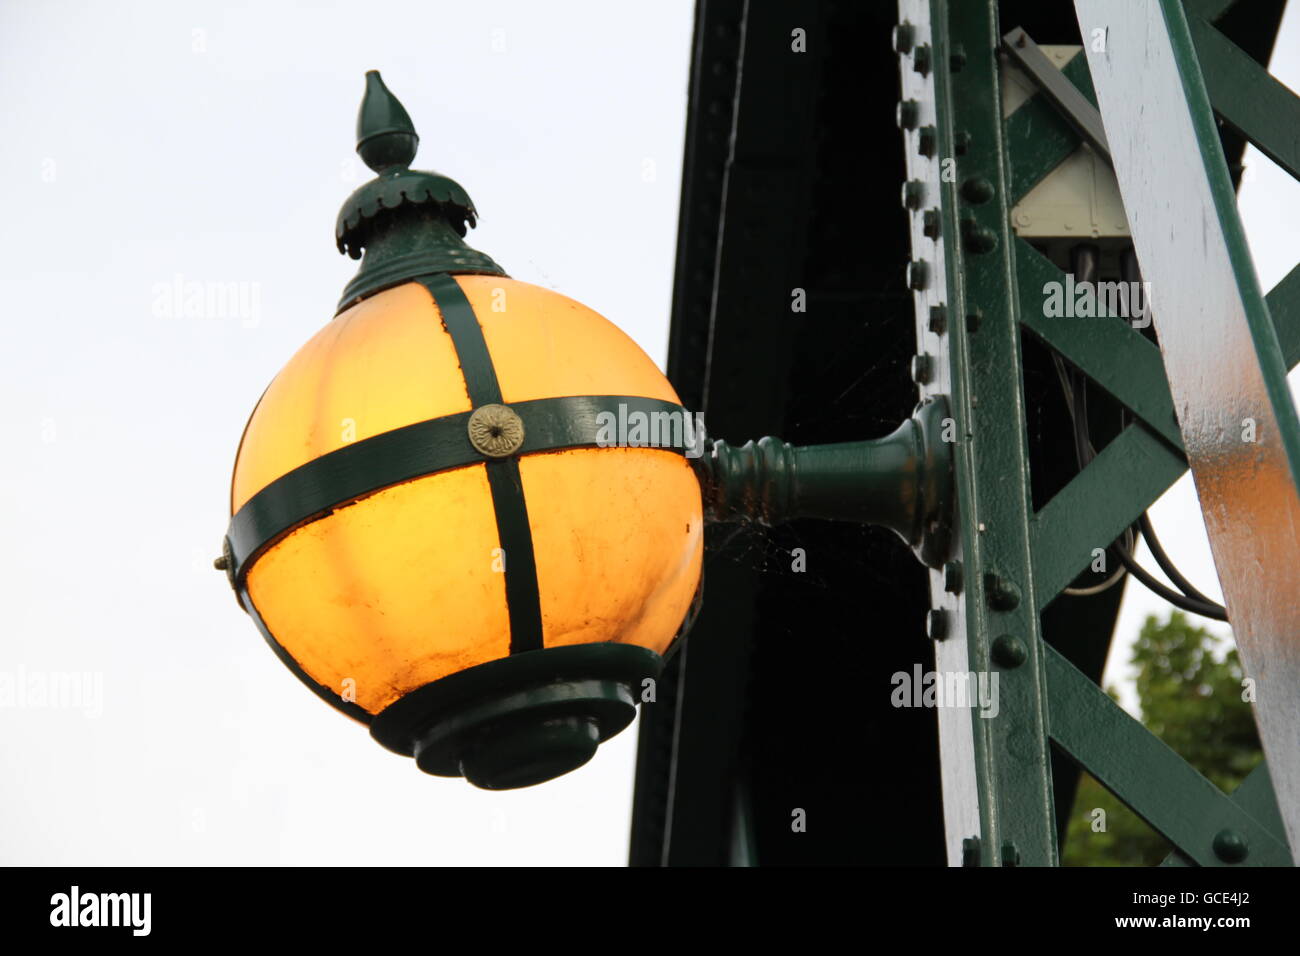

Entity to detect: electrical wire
[1051,338,1228,621]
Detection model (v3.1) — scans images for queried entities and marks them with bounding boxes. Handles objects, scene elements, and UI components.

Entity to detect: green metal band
[483,454,544,655]
[416,273,541,654]
[226,394,693,584]
[417,274,502,406]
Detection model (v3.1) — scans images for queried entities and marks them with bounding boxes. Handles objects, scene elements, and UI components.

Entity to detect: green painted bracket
[698,396,954,568]
[1047,645,1291,866]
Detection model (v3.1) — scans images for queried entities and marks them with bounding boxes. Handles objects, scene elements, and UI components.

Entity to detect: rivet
[906,259,929,290]
[901,179,925,210]
[966,309,983,333]
[1001,841,1020,867]
[992,634,1027,668]
[911,353,934,385]
[962,836,981,866]
[950,46,967,72]
[213,555,229,571]
[926,608,949,641]
[961,177,994,204]
[913,44,932,76]
[961,218,997,253]
[985,572,1021,610]
[928,304,948,335]
[954,131,971,155]
[918,125,938,157]
[892,22,915,54]
[942,559,963,593]
[922,208,941,239]
[1213,829,1249,863]
[897,99,920,130]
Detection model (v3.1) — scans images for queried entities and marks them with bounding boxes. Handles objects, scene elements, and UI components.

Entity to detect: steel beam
[1076,0,1300,862]
[899,0,1058,866]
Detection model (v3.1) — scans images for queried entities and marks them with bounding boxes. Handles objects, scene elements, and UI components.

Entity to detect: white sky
[0,0,1295,865]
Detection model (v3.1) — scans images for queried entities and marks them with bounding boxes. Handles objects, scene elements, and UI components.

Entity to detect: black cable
[1053,256,1228,622]
[1111,526,1228,620]
[1137,512,1217,606]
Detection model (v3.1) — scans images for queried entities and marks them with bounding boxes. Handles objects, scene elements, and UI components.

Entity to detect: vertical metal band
[416,274,545,655]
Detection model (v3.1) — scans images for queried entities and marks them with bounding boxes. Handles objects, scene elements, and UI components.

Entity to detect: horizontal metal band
[227,394,695,584]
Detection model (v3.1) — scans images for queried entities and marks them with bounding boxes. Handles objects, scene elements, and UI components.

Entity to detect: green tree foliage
[1062,611,1261,866]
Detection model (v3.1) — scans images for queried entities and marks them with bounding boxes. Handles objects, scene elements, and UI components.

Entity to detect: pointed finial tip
[356,70,419,173]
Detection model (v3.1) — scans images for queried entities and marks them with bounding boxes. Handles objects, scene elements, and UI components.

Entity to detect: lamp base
[369,643,662,790]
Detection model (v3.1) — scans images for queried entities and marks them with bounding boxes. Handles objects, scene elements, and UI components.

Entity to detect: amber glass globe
[226,271,703,786]
[233,275,702,708]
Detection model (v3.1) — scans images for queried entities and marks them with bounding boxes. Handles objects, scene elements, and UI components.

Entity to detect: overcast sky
[0,0,1295,866]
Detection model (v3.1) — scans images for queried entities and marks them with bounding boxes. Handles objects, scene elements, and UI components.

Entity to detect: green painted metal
[1030,423,1185,608]
[1046,645,1291,866]
[1268,263,1300,363]
[893,0,1299,867]
[1027,253,1300,612]
[225,395,691,582]
[1016,242,1183,452]
[1189,13,1300,182]
[335,72,505,310]
[1077,0,1300,861]
[698,396,953,568]
[1162,763,1287,866]
[369,642,662,790]
[1184,0,1240,23]
[1001,28,1109,162]
[1006,53,1096,202]
[899,0,1059,866]
[355,70,419,171]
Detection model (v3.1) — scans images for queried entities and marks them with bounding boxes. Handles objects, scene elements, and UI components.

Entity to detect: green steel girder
[902,0,1295,866]
[1162,763,1288,866]
[900,0,1058,866]
[1190,15,1300,183]
[1047,646,1292,867]
[1017,243,1184,453]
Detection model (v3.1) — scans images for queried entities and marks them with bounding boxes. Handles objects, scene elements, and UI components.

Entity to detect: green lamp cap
[334,72,506,310]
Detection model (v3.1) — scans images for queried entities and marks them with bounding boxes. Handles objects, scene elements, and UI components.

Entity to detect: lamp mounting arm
[695,395,954,568]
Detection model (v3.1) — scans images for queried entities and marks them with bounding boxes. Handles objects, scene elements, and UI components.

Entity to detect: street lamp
[218,72,954,790]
